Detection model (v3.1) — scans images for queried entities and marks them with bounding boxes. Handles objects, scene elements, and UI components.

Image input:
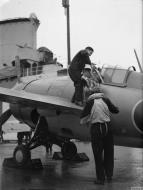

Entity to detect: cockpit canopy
[100,65,142,89]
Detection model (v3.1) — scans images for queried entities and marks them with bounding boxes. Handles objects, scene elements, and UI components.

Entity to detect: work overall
[90,122,114,181]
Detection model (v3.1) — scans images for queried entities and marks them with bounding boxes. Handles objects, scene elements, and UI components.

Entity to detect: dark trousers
[90,122,114,181]
[68,68,83,102]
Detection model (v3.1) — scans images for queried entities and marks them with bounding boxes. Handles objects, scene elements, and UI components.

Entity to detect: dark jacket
[69,50,92,72]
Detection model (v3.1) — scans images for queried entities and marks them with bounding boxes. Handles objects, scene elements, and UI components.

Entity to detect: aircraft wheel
[61,141,77,160]
[13,145,31,166]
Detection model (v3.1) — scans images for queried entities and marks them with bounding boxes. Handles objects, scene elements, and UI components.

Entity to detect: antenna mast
[134,49,143,73]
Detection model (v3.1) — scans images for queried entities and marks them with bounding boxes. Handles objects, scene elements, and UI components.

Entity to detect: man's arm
[80,99,94,118]
[84,54,92,65]
[102,97,119,114]
[81,51,92,65]
[81,76,90,87]
[80,99,94,125]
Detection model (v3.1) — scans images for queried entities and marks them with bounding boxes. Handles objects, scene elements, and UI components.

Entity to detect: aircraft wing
[0,87,82,114]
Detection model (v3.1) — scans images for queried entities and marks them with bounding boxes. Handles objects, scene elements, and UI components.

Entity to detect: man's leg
[71,91,76,103]
[74,80,83,103]
[68,69,83,104]
[103,127,114,181]
[90,125,105,183]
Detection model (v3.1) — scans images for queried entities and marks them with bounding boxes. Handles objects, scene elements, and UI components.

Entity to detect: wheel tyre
[13,145,31,167]
[61,141,77,160]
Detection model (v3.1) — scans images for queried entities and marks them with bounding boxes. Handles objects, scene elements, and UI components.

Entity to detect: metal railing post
[15,56,21,82]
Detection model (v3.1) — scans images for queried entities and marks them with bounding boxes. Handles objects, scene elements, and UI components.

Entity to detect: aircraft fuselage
[10,69,143,148]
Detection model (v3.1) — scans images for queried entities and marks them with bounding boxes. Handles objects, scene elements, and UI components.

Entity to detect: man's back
[80,93,119,124]
[90,98,111,124]
[70,50,91,72]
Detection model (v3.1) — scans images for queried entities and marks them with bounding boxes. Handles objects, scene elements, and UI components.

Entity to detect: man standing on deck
[80,89,119,185]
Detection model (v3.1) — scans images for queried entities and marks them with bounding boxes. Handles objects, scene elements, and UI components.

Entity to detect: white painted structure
[0,16,40,68]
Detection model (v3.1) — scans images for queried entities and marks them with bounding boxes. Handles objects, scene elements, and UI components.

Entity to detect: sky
[0,0,142,70]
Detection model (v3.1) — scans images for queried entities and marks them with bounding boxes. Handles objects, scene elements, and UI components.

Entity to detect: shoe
[75,101,83,106]
[94,179,104,185]
[107,177,112,183]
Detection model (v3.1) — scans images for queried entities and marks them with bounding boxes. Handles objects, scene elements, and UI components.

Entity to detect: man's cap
[84,64,92,70]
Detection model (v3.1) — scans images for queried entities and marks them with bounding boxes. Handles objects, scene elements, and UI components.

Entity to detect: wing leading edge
[0,87,82,114]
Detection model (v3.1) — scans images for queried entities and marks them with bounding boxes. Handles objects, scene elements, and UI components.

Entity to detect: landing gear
[12,116,78,166]
[13,145,31,166]
[45,143,53,153]
[61,141,77,160]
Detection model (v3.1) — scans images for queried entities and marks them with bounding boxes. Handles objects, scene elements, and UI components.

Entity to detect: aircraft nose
[132,100,143,134]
